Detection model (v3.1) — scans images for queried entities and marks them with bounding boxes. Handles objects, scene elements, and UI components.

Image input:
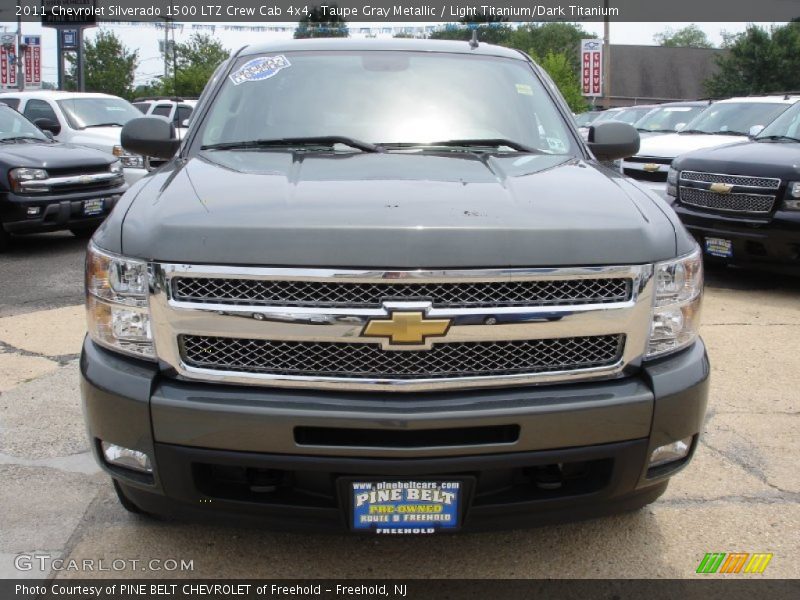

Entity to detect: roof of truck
[239,38,527,60]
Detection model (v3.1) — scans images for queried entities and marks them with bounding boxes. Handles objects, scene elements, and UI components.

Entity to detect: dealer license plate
[83,199,105,217]
[705,237,733,258]
[351,480,462,534]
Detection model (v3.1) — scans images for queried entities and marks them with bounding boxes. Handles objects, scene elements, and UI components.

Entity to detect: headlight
[646,246,703,359]
[9,167,48,193]
[85,242,155,360]
[113,145,144,169]
[784,181,800,210]
[109,160,124,175]
[666,167,678,198]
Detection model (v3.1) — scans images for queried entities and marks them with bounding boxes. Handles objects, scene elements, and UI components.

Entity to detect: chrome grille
[679,186,775,214]
[172,277,632,308]
[680,171,781,189]
[180,334,625,379]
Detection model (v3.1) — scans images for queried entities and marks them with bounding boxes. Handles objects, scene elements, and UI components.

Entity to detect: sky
[0,20,782,88]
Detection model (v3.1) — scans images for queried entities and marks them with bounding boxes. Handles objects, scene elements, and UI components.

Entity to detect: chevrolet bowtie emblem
[362,311,451,345]
[642,163,660,172]
[710,182,734,194]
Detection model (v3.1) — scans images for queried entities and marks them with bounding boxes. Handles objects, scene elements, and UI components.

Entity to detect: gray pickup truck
[81,39,708,534]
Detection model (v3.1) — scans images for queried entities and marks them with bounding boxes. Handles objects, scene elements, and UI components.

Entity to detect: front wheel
[0,222,10,252]
[69,225,98,239]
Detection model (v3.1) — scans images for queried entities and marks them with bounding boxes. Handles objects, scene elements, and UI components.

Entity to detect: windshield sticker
[515,84,533,96]
[229,55,291,85]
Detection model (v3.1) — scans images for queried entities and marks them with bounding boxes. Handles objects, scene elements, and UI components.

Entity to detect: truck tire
[0,222,10,252]
[69,225,98,239]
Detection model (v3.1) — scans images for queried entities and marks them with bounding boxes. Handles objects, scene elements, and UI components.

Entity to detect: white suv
[132,97,197,130]
[620,94,800,199]
[0,91,148,184]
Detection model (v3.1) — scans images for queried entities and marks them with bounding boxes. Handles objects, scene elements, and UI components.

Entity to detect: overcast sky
[0,21,782,87]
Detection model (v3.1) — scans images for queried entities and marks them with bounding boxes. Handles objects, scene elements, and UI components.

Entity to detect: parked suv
[0,104,126,250]
[0,91,148,184]
[132,96,197,129]
[622,95,799,198]
[82,39,709,533]
[671,99,800,273]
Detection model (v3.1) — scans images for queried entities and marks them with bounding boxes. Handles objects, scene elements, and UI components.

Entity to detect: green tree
[654,25,713,48]
[428,15,511,45]
[160,33,228,97]
[506,23,591,72]
[704,23,800,97]
[533,51,587,113]
[65,30,138,98]
[294,5,349,39]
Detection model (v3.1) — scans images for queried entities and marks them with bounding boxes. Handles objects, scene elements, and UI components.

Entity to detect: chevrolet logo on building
[362,311,451,346]
[642,163,661,172]
[710,182,734,194]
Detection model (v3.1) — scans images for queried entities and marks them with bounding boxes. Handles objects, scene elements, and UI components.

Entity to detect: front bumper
[1,186,126,234]
[675,203,800,273]
[81,337,709,531]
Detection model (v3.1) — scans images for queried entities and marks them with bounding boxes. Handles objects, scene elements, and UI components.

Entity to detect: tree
[65,30,138,98]
[428,15,511,45]
[160,33,228,97]
[533,51,587,113]
[294,5,349,39]
[654,25,713,48]
[704,23,800,97]
[506,23,592,72]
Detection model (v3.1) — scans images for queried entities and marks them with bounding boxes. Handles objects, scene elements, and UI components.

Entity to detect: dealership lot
[0,233,797,579]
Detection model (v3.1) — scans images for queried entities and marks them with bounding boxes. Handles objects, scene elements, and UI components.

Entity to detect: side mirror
[34,117,61,136]
[587,121,640,161]
[121,117,180,160]
[181,118,190,128]
[674,122,687,132]
[748,125,764,138]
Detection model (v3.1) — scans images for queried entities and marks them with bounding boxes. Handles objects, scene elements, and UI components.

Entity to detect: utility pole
[77,28,85,91]
[602,0,611,108]
[16,0,24,91]
[163,19,169,85]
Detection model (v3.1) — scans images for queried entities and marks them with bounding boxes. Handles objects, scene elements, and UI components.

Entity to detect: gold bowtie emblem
[710,182,734,194]
[362,311,451,345]
[642,163,660,172]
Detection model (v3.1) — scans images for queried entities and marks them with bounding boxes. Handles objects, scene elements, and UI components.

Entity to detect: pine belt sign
[41,0,98,27]
[581,39,603,97]
[24,36,42,89]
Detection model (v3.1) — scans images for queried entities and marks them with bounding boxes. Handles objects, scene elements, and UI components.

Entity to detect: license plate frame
[346,478,468,534]
[82,198,105,217]
[704,237,733,258]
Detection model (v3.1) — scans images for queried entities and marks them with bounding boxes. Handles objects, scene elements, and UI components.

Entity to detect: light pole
[16,0,24,91]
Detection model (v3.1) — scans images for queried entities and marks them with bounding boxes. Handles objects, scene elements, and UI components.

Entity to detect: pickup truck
[81,39,709,533]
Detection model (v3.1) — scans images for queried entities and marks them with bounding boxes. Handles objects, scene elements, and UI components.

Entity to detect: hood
[66,126,122,151]
[635,132,745,159]
[674,140,800,180]
[0,140,114,170]
[117,150,678,267]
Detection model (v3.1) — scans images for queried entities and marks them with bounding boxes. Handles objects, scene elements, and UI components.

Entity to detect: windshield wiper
[200,136,381,153]
[757,134,800,143]
[384,139,541,153]
[678,129,709,135]
[0,135,46,143]
[83,122,125,128]
[637,128,672,133]
[711,130,749,136]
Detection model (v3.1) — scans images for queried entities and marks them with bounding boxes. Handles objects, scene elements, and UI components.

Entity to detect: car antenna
[469,28,479,49]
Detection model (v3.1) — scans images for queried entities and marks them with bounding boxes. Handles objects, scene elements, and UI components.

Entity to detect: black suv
[0,105,127,251]
[670,100,800,272]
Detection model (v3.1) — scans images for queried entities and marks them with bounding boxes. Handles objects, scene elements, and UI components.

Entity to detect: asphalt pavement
[0,237,798,580]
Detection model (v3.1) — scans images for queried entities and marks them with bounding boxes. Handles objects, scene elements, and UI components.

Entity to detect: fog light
[26,206,41,216]
[648,436,693,468]
[101,441,152,473]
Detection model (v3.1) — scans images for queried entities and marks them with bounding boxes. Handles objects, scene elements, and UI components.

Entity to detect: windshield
[57,97,142,130]
[197,51,577,155]
[680,102,789,135]
[612,107,655,125]
[574,111,600,127]
[756,101,800,140]
[634,105,705,132]
[0,107,49,141]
